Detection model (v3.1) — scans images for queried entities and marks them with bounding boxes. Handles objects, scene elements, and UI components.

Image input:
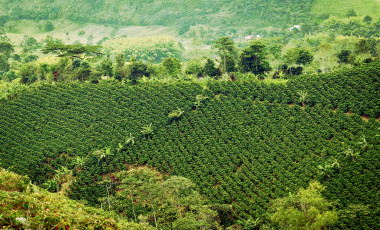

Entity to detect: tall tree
[100,55,113,77]
[115,53,126,81]
[214,36,237,73]
[296,48,314,74]
[0,42,14,58]
[271,181,338,230]
[0,54,9,74]
[239,41,271,75]
[128,59,149,84]
[282,47,298,75]
[203,58,219,78]
[162,57,182,76]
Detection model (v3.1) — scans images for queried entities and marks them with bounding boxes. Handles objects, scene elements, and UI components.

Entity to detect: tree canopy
[42,43,103,60]
[271,181,338,230]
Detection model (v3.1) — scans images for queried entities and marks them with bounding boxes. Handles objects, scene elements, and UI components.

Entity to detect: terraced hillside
[0,62,379,228]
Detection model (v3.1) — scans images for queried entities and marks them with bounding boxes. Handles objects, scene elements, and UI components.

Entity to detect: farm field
[1,62,379,229]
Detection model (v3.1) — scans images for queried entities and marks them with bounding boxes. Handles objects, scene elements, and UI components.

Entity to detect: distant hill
[0,0,313,31]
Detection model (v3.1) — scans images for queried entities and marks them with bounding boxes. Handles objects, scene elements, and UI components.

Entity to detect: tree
[203,58,219,78]
[20,36,41,53]
[19,62,39,84]
[236,217,261,230]
[297,91,308,107]
[0,42,14,58]
[214,36,237,73]
[125,133,135,146]
[194,94,209,108]
[343,147,360,161]
[354,39,370,56]
[74,156,86,172]
[271,181,338,230]
[37,21,55,32]
[162,176,195,218]
[358,134,371,149]
[296,48,313,74]
[317,158,340,182]
[337,50,354,64]
[141,124,153,137]
[93,147,113,164]
[185,58,203,77]
[116,168,164,229]
[128,59,149,84]
[363,16,372,24]
[168,108,185,120]
[54,166,70,193]
[345,9,357,17]
[115,53,127,81]
[0,54,9,74]
[239,41,271,75]
[315,42,337,73]
[282,47,299,75]
[42,43,103,60]
[162,57,182,76]
[100,55,113,77]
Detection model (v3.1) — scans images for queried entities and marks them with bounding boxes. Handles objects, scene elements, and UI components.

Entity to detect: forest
[0,0,379,229]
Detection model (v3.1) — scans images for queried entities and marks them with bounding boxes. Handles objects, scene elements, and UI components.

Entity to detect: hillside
[312,0,380,18]
[0,169,153,229]
[0,62,379,228]
[0,0,313,30]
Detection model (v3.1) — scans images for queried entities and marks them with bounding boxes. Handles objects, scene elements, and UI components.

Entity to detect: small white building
[289,25,301,31]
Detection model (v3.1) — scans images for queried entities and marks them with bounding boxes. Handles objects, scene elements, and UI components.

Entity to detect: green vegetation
[0,62,379,228]
[0,1,379,229]
[103,36,184,63]
[270,181,338,230]
[0,0,313,30]
[0,169,153,229]
[312,0,379,18]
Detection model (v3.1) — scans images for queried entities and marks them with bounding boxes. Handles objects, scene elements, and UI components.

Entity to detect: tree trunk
[130,192,137,222]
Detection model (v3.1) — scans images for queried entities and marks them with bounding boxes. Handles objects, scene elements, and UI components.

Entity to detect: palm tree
[343,147,360,161]
[358,134,371,149]
[331,157,340,169]
[237,217,260,230]
[116,142,124,153]
[74,156,86,171]
[168,108,185,120]
[297,91,308,107]
[104,147,113,160]
[141,123,153,136]
[141,75,149,86]
[317,161,333,181]
[54,166,70,192]
[94,148,113,164]
[194,94,209,108]
[93,149,106,164]
[125,133,135,146]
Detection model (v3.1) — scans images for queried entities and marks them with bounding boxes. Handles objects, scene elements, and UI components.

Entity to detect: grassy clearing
[5,20,178,49]
[311,0,379,18]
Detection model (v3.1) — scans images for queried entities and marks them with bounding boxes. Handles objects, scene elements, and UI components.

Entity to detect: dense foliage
[0,0,313,30]
[0,62,379,228]
[0,169,154,229]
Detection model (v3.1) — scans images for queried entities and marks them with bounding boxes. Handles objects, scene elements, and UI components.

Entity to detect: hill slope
[0,0,313,29]
[312,0,380,18]
[0,63,379,228]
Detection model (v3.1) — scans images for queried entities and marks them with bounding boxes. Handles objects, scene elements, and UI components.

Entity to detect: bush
[0,168,29,192]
